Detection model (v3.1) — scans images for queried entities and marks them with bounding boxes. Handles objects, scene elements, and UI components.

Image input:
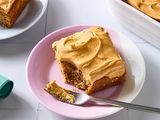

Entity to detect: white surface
[0,0,48,40]
[0,0,160,120]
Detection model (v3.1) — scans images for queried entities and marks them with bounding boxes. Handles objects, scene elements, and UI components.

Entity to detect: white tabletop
[1,0,160,120]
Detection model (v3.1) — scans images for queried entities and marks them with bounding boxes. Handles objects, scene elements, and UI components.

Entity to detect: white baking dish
[107,0,160,48]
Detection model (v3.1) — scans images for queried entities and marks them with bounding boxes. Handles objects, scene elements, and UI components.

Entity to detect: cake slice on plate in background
[0,0,29,28]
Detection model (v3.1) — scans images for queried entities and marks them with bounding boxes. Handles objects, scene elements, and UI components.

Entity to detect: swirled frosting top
[52,27,125,82]
[128,0,160,20]
[0,0,15,13]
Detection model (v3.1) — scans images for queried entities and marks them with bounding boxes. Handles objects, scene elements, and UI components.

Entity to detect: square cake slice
[0,0,29,28]
[52,27,126,94]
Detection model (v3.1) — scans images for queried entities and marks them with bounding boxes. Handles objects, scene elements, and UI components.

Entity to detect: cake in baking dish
[127,0,160,21]
[0,0,29,28]
[52,27,126,94]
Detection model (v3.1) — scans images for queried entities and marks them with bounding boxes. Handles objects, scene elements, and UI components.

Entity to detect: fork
[66,91,160,113]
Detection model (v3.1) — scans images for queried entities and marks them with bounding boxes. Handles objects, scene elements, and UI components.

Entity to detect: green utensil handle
[0,75,13,98]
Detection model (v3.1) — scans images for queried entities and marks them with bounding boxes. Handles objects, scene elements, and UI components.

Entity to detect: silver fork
[67,91,160,113]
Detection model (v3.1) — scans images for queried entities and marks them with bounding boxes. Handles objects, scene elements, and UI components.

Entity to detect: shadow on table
[0,93,33,109]
[0,21,45,57]
[49,109,127,120]
[0,37,41,59]
[0,93,35,120]
[0,41,35,57]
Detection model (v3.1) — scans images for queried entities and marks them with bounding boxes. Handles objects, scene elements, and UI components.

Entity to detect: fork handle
[91,97,160,113]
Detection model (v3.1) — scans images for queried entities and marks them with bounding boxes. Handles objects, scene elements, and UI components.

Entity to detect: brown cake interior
[0,12,10,27]
[60,60,125,94]
[60,61,88,90]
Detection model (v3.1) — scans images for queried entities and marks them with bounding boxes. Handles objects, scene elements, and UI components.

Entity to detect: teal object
[0,75,13,98]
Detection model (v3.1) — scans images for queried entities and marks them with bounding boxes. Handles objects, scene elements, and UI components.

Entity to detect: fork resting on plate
[65,91,160,113]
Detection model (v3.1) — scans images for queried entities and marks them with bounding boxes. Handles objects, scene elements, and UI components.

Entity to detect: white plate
[0,0,48,40]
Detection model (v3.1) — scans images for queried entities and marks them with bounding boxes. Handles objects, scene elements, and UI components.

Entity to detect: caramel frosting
[0,0,15,13]
[128,0,160,20]
[52,27,125,84]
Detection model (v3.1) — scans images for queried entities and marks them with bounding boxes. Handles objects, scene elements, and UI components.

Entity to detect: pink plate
[26,25,145,119]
